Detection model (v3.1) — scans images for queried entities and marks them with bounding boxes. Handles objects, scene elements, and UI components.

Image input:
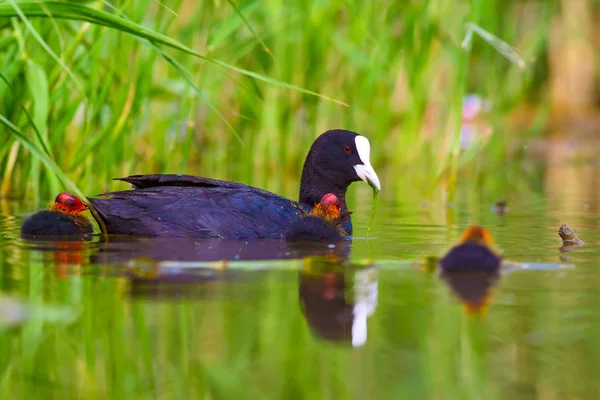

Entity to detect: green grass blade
[25,60,61,195]
[0,73,52,158]
[0,112,84,202]
[225,0,279,68]
[0,1,346,105]
[464,22,527,70]
[6,0,84,90]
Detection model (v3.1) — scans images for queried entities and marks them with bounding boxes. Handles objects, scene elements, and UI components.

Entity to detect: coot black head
[300,130,381,207]
[439,226,502,272]
[21,192,92,235]
[285,193,351,241]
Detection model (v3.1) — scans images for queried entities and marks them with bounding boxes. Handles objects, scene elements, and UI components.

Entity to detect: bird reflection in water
[298,257,378,347]
[93,235,352,264]
[438,226,502,315]
[118,238,353,300]
[439,270,500,315]
[117,236,353,299]
[21,235,93,279]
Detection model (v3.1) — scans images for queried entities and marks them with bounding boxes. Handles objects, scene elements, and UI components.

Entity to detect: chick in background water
[491,200,508,216]
[21,192,93,235]
[439,226,502,315]
[440,226,502,273]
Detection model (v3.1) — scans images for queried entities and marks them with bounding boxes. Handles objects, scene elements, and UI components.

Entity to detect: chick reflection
[439,226,502,314]
[298,258,377,347]
[21,235,92,278]
[439,270,500,314]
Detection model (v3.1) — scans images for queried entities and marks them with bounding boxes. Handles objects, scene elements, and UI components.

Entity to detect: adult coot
[285,193,351,241]
[21,192,93,235]
[90,129,380,238]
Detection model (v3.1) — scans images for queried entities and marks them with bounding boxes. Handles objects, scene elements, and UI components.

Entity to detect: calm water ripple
[1,168,600,399]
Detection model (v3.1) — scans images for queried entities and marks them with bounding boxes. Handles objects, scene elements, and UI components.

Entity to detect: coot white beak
[353,136,381,192]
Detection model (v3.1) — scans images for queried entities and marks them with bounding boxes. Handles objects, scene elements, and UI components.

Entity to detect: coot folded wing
[91,186,305,239]
[117,174,253,190]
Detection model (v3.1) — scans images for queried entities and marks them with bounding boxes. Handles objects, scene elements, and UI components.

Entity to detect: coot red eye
[343,145,351,153]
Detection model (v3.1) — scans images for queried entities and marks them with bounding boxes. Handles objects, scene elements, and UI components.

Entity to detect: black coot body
[89,130,381,239]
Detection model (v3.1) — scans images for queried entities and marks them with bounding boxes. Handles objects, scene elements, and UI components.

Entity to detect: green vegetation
[4,2,600,398]
[0,0,563,203]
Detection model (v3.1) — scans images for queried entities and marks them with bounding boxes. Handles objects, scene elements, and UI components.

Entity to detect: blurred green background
[1,0,597,202]
[5,2,600,398]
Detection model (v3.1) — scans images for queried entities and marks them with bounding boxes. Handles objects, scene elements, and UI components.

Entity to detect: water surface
[1,147,600,399]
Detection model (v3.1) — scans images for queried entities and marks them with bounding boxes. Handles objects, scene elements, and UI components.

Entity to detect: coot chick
[439,226,502,272]
[89,129,381,238]
[285,193,351,241]
[21,192,93,235]
[439,226,502,314]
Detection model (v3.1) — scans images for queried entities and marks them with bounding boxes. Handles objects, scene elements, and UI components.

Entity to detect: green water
[1,157,600,399]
